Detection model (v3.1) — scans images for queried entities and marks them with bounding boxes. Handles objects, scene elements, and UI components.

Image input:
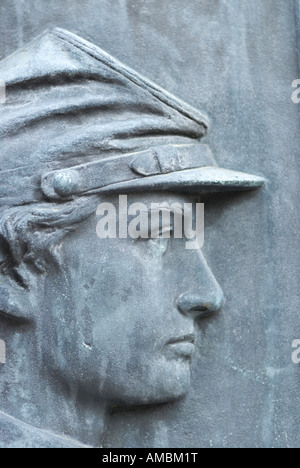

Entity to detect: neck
[0,337,108,447]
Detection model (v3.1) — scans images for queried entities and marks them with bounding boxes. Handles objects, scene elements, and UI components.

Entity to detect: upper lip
[166,334,196,345]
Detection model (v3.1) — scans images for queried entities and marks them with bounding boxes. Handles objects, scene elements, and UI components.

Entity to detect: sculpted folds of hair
[0,195,99,276]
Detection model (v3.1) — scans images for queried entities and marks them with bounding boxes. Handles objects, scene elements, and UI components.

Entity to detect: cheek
[82,242,167,322]
[81,273,166,385]
[90,299,161,364]
[73,240,178,361]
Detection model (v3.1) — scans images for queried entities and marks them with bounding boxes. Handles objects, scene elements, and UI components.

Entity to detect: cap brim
[99,166,265,194]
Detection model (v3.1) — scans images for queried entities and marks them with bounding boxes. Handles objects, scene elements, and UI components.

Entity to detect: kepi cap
[0,28,264,206]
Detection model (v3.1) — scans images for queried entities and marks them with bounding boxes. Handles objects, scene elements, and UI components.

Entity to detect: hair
[0,195,100,281]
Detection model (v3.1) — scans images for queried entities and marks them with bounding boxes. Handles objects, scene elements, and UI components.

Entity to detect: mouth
[165,334,196,360]
[167,334,196,345]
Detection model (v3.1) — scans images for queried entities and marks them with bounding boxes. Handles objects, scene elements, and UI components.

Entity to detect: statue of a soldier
[0,29,264,448]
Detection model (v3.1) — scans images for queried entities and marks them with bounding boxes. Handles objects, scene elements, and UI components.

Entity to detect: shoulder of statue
[0,411,91,448]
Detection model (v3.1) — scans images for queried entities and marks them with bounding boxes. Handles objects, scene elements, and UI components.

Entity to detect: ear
[0,240,35,324]
[0,281,33,323]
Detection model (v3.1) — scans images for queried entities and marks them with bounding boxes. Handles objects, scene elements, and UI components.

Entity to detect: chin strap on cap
[41,144,214,200]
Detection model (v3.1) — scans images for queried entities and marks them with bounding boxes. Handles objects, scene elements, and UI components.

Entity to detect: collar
[0,410,91,448]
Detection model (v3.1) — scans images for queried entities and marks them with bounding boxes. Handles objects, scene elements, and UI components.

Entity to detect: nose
[176,257,224,320]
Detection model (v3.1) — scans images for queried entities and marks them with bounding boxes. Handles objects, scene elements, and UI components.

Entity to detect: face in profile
[41,193,224,407]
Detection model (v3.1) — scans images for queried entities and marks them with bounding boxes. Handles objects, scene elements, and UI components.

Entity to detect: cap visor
[100,166,265,194]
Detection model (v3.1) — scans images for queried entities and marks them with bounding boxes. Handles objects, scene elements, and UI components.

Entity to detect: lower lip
[168,342,195,359]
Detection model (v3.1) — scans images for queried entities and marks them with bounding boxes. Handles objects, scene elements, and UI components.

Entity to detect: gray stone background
[0,0,299,448]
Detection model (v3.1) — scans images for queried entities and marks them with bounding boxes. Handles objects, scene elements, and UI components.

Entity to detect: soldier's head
[0,29,264,407]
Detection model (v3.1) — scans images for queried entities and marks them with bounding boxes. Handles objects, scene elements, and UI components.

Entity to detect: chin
[155,366,192,404]
[113,362,192,407]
